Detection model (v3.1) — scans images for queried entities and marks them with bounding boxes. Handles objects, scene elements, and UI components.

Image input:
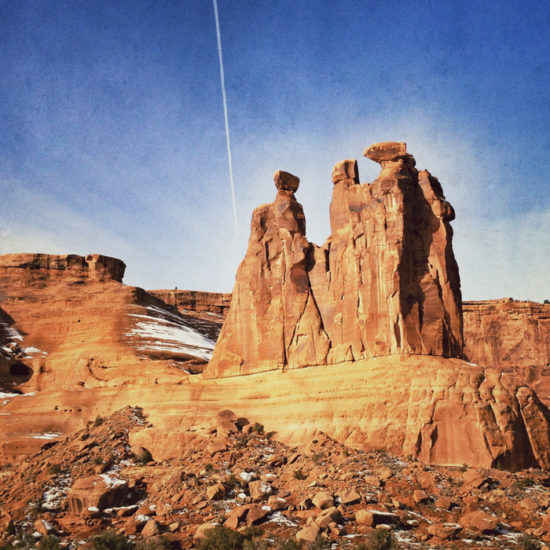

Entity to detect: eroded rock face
[205,143,463,377]
[464,299,550,406]
[0,253,126,282]
[207,171,330,377]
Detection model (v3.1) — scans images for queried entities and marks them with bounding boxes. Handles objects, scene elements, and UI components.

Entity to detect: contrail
[213,0,238,235]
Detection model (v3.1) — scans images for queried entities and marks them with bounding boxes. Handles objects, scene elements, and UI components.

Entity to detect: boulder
[459,510,498,533]
[67,475,130,515]
[355,509,400,527]
[312,491,333,509]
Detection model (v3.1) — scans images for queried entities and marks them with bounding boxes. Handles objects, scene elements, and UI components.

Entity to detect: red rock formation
[0,253,125,282]
[0,253,218,392]
[149,289,231,317]
[207,171,330,377]
[205,143,463,378]
[464,299,550,406]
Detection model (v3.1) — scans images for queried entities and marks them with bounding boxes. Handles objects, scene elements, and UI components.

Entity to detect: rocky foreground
[2,406,550,549]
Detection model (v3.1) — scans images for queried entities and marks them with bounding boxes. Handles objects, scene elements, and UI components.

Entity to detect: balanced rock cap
[332,159,359,185]
[363,142,407,163]
[274,170,300,193]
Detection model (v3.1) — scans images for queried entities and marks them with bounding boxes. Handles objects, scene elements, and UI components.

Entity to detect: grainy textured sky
[1,0,549,300]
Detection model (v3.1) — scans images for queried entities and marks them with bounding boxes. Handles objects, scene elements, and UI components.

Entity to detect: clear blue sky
[1,0,549,300]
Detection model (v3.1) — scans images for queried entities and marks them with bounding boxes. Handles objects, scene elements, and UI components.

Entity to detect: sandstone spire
[205,143,463,378]
[206,171,329,377]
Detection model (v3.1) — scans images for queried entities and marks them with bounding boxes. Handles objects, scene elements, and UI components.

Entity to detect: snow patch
[126,307,215,361]
[99,473,127,488]
[239,471,256,482]
[1,325,23,341]
[266,511,297,527]
[30,432,61,440]
[0,392,19,399]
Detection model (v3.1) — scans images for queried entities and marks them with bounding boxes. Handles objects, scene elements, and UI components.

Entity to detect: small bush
[39,536,61,550]
[275,541,303,550]
[293,468,307,480]
[94,416,104,427]
[252,422,264,435]
[243,525,263,539]
[235,435,250,449]
[205,463,213,472]
[135,447,153,465]
[48,463,62,475]
[306,536,330,550]
[520,534,541,550]
[93,455,104,466]
[136,536,179,550]
[362,528,398,550]
[196,525,245,550]
[5,520,15,536]
[224,474,243,491]
[196,524,266,550]
[91,530,135,550]
[311,452,324,465]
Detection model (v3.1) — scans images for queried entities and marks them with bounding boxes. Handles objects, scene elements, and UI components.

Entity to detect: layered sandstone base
[2,355,548,471]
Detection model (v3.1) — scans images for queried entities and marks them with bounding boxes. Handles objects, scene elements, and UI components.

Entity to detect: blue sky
[1,0,549,300]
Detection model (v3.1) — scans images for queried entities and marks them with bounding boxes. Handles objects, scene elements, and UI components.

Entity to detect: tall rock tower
[204,143,463,378]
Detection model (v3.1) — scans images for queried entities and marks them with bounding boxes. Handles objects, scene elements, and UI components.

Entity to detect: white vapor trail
[213,0,238,235]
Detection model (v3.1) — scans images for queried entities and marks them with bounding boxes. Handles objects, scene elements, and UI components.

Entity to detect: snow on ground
[126,304,216,361]
[99,473,126,488]
[0,324,23,341]
[29,432,61,440]
[0,392,19,399]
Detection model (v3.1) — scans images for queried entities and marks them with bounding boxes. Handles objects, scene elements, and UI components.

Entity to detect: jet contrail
[213,0,238,235]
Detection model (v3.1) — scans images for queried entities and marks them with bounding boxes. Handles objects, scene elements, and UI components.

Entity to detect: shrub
[5,520,15,536]
[93,455,104,466]
[311,452,324,465]
[196,525,245,550]
[243,525,263,539]
[293,469,307,480]
[252,422,264,435]
[275,541,303,550]
[361,528,398,550]
[235,435,250,449]
[224,474,242,491]
[196,525,265,550]
[520,534,541,550]
[205,463,213,472]
[91,530,135,550]
[48,463,62,475]
[135,447,153,465]
[136,537,180,550]
[94,416,104,427]
[39,536,61,550]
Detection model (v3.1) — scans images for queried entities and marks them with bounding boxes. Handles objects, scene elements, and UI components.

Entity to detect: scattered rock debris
[1,406,550,549]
